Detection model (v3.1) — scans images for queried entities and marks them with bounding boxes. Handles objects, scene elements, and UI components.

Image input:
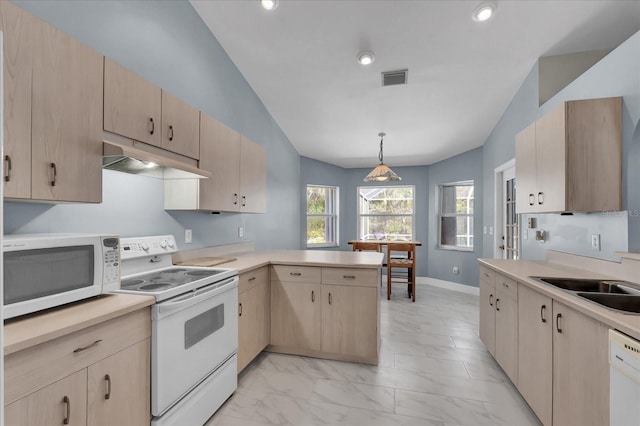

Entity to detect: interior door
[501,166,519,259]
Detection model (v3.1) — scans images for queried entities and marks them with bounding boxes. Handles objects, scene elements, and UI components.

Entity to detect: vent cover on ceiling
[381,69,408,87]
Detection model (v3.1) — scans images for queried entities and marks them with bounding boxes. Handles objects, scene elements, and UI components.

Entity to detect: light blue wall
[6,0,301,251]
[428,148,484,287]
[482,30,640,261]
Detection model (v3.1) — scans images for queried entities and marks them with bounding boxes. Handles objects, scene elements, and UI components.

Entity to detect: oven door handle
[153,276,238,319]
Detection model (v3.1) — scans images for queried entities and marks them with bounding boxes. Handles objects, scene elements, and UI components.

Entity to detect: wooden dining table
[347,240,423,249]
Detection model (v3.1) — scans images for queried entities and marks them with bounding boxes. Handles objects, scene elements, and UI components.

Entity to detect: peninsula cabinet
[479,266,496,356]
[4,309,151,426]
[516,96,622,214]
[104,59,200,160]
[1,2,103,203]
[237,266,271,373]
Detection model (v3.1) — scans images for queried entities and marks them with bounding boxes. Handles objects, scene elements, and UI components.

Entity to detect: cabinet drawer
[322,268,378,287]
[495,274,517,301]
[479,266,494,285]
[239,266,269,294]
[271,265,321,283]
[5,308,150,404]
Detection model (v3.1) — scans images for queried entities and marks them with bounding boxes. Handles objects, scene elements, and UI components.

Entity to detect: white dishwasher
[610,329,640,426]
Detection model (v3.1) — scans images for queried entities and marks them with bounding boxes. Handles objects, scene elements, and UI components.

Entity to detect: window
[357,186,415,240]
[306,185,339,247]
[439,181,474,250]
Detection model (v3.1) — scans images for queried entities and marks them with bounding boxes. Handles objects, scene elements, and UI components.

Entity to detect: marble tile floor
[207,283,541,426]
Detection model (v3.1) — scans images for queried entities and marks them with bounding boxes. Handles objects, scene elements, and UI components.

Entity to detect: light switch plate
[591,234,600,251]
[184,229,192,244]
[238,227,244,238]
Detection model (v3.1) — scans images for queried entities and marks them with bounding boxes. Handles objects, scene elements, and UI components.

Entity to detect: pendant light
[363,132,401,182]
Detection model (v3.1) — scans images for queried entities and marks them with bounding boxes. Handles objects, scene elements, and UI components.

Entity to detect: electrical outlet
[489,226,493,235]
[238,227,244,238]
[184,229,192,244]
[591,234,600,251]
[453,266,459,275]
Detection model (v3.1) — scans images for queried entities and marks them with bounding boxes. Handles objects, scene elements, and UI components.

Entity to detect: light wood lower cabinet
[4,309,151,426]
[552,301,609,426]
[238,267,271,373]
[270,280,322,352]
[478,267,496,356]
[494,275,518,384]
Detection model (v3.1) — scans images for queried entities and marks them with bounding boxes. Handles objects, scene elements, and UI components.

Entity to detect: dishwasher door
[610,329,640,426]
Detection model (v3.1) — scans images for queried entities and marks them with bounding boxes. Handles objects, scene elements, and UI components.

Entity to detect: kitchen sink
[532,277,637,294]
[577,293,640,314]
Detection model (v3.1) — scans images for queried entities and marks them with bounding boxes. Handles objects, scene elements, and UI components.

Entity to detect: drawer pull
[290,272,302,276]
[239,303,243,317]
[328,292,332,305]
[248,277,256,282]
[233,193,238,205]
[483,272,490,278]
[495,298,500,311]
[63,395,70,425]
[4,155,11,182]
[50,163,57,187]
[489,294,494,306]
[73,339,102,353]
[540,304,547,323]
[149,117,155,135]
[242,195,247,207]
[556,313,562,333]
[311,290,315,302]
[343,275,356,279]
[538,192,544,205]
[529,193,535,206]
[105,374,111,400]
[502,282,509,288]
[168,124,174,141]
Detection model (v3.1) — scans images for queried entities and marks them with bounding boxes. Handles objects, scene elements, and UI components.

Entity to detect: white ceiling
[191,0,640,168]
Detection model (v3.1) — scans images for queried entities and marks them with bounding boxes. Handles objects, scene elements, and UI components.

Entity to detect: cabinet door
[87,340,150,426]
[238,287,257,373]
[5,369,87,426]
[255,277,271,353]
[161,90,200,159]
[104,58,162,147]
[478,277,496,356]
[535,103,566,212]
[240,136,266,213]
[517,285,552,426]
[0,1,34,199]
[495,288,518,384]
[321,284,377,360]
[514,123,537,214]
[271,280,321,351]
[552,301,609,426]
[31,21,103,202]
[199,113,241,212]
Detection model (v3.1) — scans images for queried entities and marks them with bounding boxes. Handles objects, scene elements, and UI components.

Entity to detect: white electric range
[118,235,238,426]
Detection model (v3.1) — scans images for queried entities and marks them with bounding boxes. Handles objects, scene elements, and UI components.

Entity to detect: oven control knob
[168,239,175,248]
[160,240,167,248]
[141,243,150,251]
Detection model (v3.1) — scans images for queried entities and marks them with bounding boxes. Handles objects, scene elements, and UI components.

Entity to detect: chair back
[387,243,416,266]
[352,241,381,252]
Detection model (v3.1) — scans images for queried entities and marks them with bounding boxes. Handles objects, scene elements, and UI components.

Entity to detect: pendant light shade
[363,133,401,182]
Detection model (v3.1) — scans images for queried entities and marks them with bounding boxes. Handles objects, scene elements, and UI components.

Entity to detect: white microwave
[3,233,121,319]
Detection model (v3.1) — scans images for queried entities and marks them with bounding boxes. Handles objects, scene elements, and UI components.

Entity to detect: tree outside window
[439,181,474,250]
[306,185,338,247]
[357,186,415,241]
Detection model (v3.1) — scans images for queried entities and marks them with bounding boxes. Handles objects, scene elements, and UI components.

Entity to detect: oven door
[151,276,238,416]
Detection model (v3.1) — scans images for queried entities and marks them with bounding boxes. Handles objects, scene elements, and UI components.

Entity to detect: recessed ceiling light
[357,51,375,66]
[473,3,496,22]
[260,0,278,11]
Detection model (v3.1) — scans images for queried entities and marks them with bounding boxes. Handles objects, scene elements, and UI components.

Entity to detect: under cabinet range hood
[102,134,211,179]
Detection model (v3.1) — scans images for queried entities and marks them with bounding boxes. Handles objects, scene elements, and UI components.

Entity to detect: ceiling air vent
[381,69,408,87]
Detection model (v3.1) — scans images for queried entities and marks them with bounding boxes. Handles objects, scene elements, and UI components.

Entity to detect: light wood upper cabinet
[240,135,267,213]
[104,58,162,147]
[31,20,103,203]
[5,369,88,426]
[271,280,322,352]
[517,284,552,426]
[0,1,34,199]
[478,267,496,356]
[161,90,200,159]
[86,340,150,426]
[552,300,609,426]
[515,96,622,213]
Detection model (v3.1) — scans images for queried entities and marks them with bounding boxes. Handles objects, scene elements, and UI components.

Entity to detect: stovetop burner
[140,283,173,291]
[120,267,225,293]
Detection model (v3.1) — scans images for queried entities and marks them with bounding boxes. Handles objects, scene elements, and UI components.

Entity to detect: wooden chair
[387,243,416,302]
[352,242,383,286]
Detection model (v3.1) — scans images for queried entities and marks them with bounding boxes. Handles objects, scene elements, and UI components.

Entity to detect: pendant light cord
[379,135,384,164]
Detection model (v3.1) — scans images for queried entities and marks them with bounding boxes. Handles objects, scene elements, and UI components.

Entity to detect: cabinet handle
[242,195,247,207]
[538,192,544,205]
[104,374,111,400]
[495,298,500,311]
[239,303,242,317]
[489,294,494,306]
[50,163,57,187]
[233,193,238,205]
[502,282,509,289]
[248,276,256,282]
[540,304,547,323]
[149,117,155,135]
[290,272,302,276]
[311,290,315,302]
[328,292,332,305]
[343,275,356,279]
[4,155,11,182]
[73,339,102,353]
[529,193,535,206]
[63,396,70,425]
[556,313,562,333]
[168,125,174,141]
[483,272,490,278]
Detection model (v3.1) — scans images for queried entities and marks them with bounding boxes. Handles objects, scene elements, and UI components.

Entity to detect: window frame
[357,185,416,241]
[306,184,339,248]
[437,180,474,252]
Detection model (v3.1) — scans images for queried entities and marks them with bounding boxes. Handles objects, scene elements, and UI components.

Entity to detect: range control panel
[120,235,177,260]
